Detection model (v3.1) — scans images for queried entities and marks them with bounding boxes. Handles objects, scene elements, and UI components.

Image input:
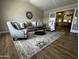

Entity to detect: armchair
[7,22,28,40]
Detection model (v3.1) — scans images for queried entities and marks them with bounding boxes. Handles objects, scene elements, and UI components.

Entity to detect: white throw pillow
[31,21,37,27]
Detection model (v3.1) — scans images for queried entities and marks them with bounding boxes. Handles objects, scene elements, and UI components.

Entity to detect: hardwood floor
[0,33,19,59]
[0,31,78,59]
[30,32,78,59]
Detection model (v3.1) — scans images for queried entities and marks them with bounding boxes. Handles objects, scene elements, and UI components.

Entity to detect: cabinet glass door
[49,13,56,31]
[71,9,78,33]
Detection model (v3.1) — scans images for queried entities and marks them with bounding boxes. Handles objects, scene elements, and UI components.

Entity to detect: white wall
[43,3,78,24]
[0,1,43,32]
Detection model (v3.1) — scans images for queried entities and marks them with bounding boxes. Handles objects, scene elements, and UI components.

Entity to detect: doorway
[56,9,74,32]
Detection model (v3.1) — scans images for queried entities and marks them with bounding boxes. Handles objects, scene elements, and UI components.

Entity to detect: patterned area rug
[13,32,64,59]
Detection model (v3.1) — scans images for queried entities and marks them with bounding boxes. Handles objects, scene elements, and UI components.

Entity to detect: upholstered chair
[7,22,28,40]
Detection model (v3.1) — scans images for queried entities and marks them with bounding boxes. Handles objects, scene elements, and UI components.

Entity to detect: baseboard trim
[70,30,78,33]
[0,31,9,34]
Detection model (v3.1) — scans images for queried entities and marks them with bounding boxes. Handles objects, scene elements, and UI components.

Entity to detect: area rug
[13,32,64,59]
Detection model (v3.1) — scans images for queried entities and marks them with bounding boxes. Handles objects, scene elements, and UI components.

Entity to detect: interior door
[71,9,78,33]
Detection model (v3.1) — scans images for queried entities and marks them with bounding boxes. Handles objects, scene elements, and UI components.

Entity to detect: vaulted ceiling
[28,0,78,11]
[3,0,78,11]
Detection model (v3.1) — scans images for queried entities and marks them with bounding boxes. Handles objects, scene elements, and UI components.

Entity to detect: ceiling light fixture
[58,13,62,15]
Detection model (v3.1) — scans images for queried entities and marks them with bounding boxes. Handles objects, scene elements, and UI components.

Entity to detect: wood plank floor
[30,32,78,59]
[0,33,19,59]
[0,31,78,59]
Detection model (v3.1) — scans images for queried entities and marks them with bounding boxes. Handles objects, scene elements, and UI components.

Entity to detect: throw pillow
[27,22,32,26]
[11,22,21,30]
[23,23,27,28]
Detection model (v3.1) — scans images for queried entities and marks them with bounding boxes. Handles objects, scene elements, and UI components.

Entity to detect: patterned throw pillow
[23,23,27,28]
[27,22,32,26]
[11,22,21,30]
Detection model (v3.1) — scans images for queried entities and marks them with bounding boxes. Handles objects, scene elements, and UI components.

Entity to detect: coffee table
[34,27,46,35]
[34,31,46,35]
